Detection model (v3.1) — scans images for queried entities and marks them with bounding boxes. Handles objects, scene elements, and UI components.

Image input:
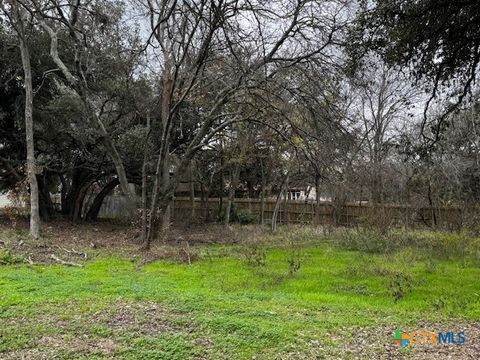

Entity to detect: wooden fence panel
[94,195,463,229]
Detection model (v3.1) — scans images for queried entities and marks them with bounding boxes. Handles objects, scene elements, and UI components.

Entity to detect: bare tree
[355,63,415,204]
[138,0,348,247]
[2,1,40,238]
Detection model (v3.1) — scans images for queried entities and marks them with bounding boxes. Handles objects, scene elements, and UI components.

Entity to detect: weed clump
[243,243,267,267]
[241,234,267,267]
[387,272,413,303]
[285,231,302,276]
[0,250,24,265]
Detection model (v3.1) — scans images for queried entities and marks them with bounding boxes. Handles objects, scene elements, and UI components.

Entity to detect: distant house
[284,186,331,202]
[285,187,315,201]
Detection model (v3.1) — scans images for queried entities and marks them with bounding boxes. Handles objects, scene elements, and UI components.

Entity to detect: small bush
[218,204,258,224]
[387,271,413,303]
[243,244,266,267]
[287,255,301,275]
[283,228,303,276]
[235,210,258,225]
[0,250,24,265]
[241,233,267,267]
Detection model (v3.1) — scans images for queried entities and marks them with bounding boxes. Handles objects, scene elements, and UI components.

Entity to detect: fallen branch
[56,246,87,259]
[50,254,83,267]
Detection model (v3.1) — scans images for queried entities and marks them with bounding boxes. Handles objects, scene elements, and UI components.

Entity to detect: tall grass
[333,227,480,262]
[262,224,480,264]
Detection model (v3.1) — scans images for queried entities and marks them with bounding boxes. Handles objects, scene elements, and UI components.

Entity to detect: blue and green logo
[392,330,465,347]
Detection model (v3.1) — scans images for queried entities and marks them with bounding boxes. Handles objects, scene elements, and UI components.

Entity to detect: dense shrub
[219,204,258,224]
[235,210,258,225]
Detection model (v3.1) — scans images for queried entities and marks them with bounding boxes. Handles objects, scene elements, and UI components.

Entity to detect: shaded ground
[0,220,479,359]
[0,219,266,265]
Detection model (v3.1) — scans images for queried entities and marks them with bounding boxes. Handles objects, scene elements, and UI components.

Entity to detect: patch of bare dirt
[1,335,120,360]
[1,348,58,360]
[92,301,187,336]
[0,300,209,359]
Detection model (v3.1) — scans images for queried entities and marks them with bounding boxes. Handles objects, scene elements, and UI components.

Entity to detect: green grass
[1,231,480,358]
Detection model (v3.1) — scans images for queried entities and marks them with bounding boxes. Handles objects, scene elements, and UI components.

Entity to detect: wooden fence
[96,195,464,229]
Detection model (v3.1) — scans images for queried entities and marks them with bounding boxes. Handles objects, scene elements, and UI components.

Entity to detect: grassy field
[0,224,479,359]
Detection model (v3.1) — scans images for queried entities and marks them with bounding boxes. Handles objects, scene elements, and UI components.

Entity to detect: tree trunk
[144,69,174,247]
[314,174,321,225]
[200,182,206,219]
[85,178,119,221]
[59,174,68,213]
[141,156,149,239]
[141,114,151,241]
[428,183,437,228]
[204,186,211,222]
[100,137,135,208]
[37,175,55,221]
[218,162,225,220]
[63,169,93,220]
[161,155,171,231]
[63,171,82,216]
[189,162,195,222]
[259,159,266,225]
[372,173,381,204]
[224,166,240,226]
[260,186,266,225]
[272,174,289,231]
[72,179,94,222]
[19,34,40,239]
[283,182,289,225]
[247,180,254,199]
